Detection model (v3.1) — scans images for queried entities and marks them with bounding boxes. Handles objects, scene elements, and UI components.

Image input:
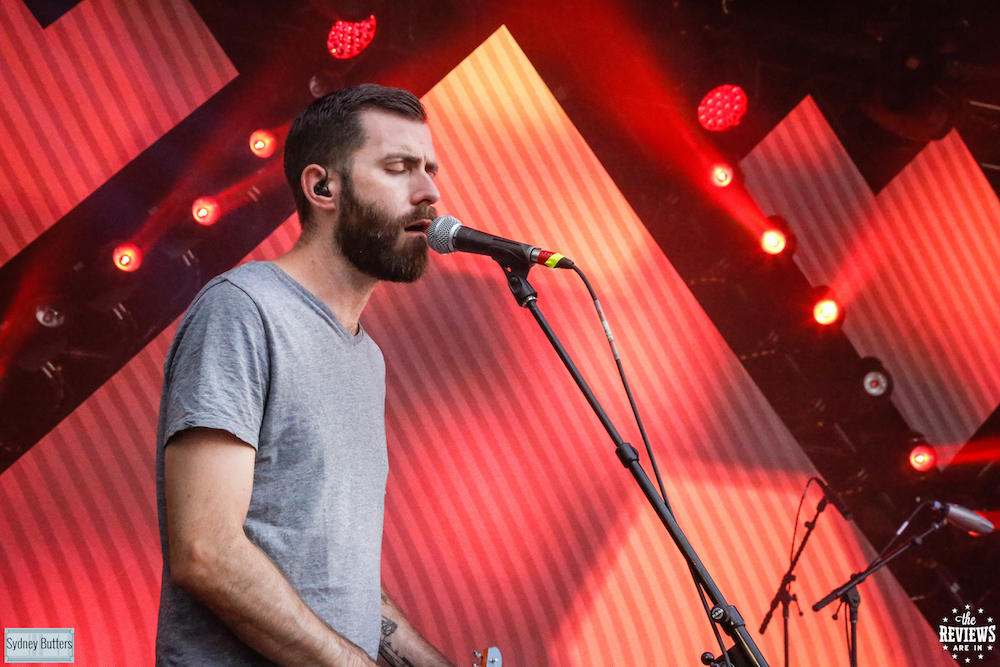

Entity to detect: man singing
[155,84,455,667]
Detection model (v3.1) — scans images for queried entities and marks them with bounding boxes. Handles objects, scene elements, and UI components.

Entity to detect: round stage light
[113,243,142,272]
[327,15,377,59]
[761,229,787,255]
[35,304,65,328]
[192,197,221,226]
[863,369,891,397]
[909,444,937,472]
[859,357,893,400]
[813,298,840,325]
[711,163,734,187]
[249,130,277,158]
[698,85,748,131]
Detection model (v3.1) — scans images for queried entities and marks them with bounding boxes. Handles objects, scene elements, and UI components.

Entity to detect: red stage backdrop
[0,0,236,263]
[741,96,1000,464]
[0,26,951,666]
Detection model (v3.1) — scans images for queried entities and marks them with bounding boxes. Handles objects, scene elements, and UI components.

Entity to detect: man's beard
[334,176,434,283]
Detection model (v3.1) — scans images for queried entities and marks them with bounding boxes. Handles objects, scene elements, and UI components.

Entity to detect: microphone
[933,501,994,535]
[426,216,574,269]
[816,479,853,521]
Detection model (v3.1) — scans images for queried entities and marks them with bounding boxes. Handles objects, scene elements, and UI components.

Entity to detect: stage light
[327,15,377,59]
[863,371,889,396]
[860,357,893,398]
[909,444,937,472]
[762,215,797,257]
[192,197,221,226]
[711,163,734,187]
[113,243,142,272]
[698,85,748,131]
[761,229,787,255]
[249,130,277,158]
[35,305,65,328]
[813,298,840,325]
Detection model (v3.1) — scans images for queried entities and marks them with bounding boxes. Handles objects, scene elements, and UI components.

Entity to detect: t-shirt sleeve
[161,280,269,450]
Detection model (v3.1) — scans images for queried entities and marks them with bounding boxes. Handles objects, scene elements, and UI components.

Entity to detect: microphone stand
[812,517,946,667]
[759,497,828,667]
[496,258,770,667]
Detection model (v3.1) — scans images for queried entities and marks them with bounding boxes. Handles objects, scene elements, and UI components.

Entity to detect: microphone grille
[426,216,462,255]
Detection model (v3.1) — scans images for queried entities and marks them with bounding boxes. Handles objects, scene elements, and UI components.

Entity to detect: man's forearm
[173,535,375,667]
[378,588,455,667]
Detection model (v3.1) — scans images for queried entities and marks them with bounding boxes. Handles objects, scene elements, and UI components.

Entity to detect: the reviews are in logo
[939,604,997,663]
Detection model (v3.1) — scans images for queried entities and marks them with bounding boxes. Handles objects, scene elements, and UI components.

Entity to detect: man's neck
[271,237,377,335]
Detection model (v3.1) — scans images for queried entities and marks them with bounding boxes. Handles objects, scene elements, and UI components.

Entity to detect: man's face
[334,110,440,283]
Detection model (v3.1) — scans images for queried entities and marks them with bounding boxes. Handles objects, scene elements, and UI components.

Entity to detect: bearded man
[155,85,455,667]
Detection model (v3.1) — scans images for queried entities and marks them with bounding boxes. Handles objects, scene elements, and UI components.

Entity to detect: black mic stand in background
[759,495,828,667]
[496,256,770,667]
[812,513,946,667]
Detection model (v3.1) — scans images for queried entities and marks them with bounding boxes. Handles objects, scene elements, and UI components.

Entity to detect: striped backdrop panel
[740,96,1000,461]
[0,0,237,264]
[0,28,949,667]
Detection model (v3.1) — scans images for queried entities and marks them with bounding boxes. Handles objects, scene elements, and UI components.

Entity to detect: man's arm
[164,427,376,667]
[377,589,456,667]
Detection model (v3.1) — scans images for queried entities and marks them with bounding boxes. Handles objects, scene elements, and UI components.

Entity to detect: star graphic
[955,608,960,613]
[953,654,958,659]
[989,645,994,650]
[945,617,951,622]
[979,608,985,613]
[967,604,972,610]
[979,655,984,660]
[989,618,994,623]
[965,658,971,664]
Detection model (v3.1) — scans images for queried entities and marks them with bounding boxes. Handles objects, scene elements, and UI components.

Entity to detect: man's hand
[165,427,376,667]
[377,589,456,667]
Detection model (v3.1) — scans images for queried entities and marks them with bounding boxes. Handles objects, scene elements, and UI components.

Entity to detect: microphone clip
[495,254,538,308]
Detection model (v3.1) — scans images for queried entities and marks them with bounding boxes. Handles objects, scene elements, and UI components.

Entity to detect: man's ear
[301,164,340,215]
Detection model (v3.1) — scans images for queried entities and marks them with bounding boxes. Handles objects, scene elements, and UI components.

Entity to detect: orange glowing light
[813,298,840,325]
[909,444,937,472]
[761,229,787,255]
[192,197,221,226]
[711,164,733,187]
[249,130,277,158]
[113,243,142,272]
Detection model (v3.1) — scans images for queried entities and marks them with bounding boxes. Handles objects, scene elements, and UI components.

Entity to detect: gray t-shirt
[155,261,388,665]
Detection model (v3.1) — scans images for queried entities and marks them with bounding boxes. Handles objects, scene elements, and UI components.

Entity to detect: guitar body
[474,646,502,667]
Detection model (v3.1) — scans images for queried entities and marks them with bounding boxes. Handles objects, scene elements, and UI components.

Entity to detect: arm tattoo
[379,616,415,667]
[381,617,397,642]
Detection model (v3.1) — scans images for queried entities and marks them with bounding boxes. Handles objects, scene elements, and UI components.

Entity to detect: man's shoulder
[191,262,287,310]
[209,261,283,295]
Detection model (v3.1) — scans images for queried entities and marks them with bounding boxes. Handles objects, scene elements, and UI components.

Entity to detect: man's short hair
[283,84,427,232]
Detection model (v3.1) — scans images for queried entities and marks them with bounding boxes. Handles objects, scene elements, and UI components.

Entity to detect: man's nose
[412,171,440,205]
